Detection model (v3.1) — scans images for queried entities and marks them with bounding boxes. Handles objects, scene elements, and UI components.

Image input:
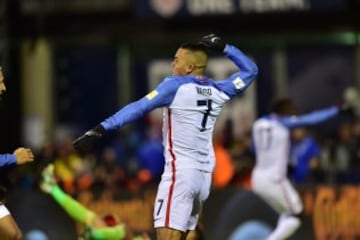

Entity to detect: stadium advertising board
[135,0,347,18]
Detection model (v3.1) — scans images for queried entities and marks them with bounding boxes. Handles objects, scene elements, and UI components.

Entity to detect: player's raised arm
[200,34,258,98]
[281,106,340,128]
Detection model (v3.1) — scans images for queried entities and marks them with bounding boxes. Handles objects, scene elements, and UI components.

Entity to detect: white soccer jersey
[252,116,290,179]
[162,81,230,173]
[100,43,259,232]
[251,107,339,238]
[252,106,339,179]
[101,44,259,173]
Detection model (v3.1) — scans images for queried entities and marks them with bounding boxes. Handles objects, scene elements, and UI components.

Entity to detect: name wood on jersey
[196,87,212,96]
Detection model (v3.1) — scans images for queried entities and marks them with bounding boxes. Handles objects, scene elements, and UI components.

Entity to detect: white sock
[266,215,301,240]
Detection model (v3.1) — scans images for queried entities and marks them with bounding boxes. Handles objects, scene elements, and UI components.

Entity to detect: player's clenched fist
[13,147,34,164]
[73,124,105,151]
[200,34,226,53]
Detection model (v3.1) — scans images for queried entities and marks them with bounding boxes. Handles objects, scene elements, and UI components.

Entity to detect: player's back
[162,75,230,173]
[252,116,290,178]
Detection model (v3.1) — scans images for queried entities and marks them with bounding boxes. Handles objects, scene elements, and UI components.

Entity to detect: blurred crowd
[1,109,360,199]
[0,117,165,198]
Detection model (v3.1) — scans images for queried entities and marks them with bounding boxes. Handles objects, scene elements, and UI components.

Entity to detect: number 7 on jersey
[197,99,212,132]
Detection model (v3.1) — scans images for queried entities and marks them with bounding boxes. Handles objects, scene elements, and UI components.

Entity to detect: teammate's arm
[0,154,16,167]
[0,148,34,167]
[281,106,339,128]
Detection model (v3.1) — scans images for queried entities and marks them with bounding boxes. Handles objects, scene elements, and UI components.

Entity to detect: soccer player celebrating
[251,98,349,240]
[73,34,258,240]
[0,66,35,240]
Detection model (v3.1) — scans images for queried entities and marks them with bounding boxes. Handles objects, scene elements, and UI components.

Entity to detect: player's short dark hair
[271,98,296,115]
[180,42,207,54]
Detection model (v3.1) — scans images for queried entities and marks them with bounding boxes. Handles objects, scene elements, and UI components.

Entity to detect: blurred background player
[289,127,322,185]
[251,98,349,240]
[40,163,149,240]
[72,34,258,240]
[0,66,35,240]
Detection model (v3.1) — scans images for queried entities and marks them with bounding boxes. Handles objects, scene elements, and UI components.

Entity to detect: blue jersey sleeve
[0,154,17,167]
[215,44,258,98]
[101,77,179,131]
[281,106,339,129]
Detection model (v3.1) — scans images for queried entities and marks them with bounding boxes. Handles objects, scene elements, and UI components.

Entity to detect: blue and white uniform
[100,44,258,232]
[251,107,338,240]
[0,154,16,168]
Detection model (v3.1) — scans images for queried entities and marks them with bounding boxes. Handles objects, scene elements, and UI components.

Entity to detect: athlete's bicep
[216,72,253,98]
[217,45,258,98]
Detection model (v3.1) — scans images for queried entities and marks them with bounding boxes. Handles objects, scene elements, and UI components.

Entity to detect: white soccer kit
[100,44,259,232]
[251,107,339,239]
[251,107,339,215]
[252,117,303,214]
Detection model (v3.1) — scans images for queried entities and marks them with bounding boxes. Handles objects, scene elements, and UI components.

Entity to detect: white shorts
[0,204,10,218]
[153,168,211,232]
[251,170,303,215]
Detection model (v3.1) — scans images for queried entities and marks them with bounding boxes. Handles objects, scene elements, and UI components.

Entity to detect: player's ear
[187,64,195,74]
